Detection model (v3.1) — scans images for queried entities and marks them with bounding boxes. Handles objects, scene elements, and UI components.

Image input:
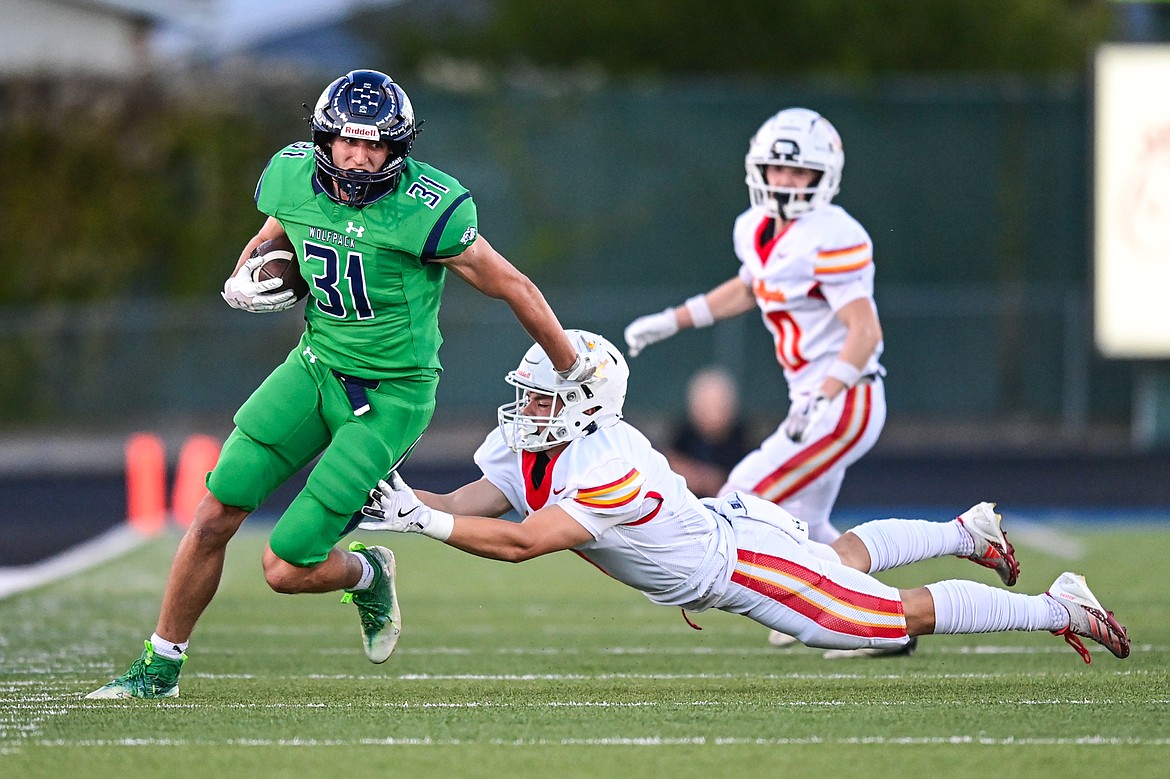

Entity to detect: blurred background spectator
[665,367,752,498]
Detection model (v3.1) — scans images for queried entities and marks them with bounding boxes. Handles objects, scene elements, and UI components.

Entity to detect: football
[251,235,310,301]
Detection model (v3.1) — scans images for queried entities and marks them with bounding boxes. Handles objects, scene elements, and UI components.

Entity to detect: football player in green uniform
[89,69,597,699]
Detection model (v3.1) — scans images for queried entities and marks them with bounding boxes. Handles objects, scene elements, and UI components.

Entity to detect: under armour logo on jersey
[346,221,365,238]
[303,345,317,364]
[460,226,478,244]
[349,83,386,116]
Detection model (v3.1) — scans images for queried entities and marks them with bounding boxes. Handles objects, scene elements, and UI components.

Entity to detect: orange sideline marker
[125,433,166,535]
[172,434,221,528]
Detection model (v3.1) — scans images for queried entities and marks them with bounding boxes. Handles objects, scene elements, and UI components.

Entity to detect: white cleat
[1046,572,1130,664]
[766,630,799,648]
[956,501,1019,586]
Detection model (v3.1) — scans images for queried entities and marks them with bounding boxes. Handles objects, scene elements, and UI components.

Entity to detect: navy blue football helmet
[310,69,417,207]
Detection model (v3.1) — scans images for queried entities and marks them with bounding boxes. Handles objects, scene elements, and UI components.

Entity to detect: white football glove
[221,254,297,313]
[623,308,679,357]
[556,350,603,382]
[358,472,454,541]
[783,392,832,443]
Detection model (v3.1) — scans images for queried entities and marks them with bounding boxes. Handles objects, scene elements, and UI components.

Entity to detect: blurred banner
[1094,44,1170,358]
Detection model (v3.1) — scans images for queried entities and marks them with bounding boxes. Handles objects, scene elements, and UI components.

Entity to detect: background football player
[623,109,884,647]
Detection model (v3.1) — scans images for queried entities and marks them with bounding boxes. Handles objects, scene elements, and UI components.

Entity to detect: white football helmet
[498,330,629,452]
[745,107,844,220]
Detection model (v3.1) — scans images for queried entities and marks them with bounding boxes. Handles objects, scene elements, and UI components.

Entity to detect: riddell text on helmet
[341,122,380,140]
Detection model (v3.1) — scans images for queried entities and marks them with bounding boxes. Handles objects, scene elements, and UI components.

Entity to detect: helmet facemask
[498,382,603,452]
[311,137,410,207]
[746,161,827,220]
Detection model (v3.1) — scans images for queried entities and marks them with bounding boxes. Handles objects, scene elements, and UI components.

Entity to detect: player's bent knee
[268,516,330,569]
[186,496,248,548]
[900,586,936,636]
[831,532,870,572]
[262,548,312,594]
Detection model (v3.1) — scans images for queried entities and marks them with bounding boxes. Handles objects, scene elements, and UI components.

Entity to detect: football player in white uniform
[358,331,1130,664]
[624,107,881,548]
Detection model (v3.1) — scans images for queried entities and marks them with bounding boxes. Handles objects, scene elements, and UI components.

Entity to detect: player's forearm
[819,300,882,397]
[233,218,286,274]
[837,300,882,367]
[447,239,576,372]
[417,483,511,519]
[415,489,454,514]
[444,516,543,563]
[674,278,755,328]
[502,279,576,372]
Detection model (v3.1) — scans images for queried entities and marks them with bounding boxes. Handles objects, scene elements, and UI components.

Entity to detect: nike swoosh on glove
[359,473,454,541]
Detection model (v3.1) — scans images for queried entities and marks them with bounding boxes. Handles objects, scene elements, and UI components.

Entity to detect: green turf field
[2,521,1167,778]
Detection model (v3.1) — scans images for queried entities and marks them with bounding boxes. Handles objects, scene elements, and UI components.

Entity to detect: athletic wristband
[826,359,863,388]
[684,294,715,328]
[424,510,455,541]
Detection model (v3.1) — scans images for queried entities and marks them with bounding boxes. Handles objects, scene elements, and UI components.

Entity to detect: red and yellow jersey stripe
[574,467,644,510]
[814,242,871,275]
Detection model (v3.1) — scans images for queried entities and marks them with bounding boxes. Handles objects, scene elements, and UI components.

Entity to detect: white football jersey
[474,422,737,609]
[733,204,884,397]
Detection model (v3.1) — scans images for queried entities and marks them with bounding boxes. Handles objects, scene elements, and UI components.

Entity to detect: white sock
[151,633,187,659]
[850,518,971,573]
[351,551,375,591]
[925,580,1070,634]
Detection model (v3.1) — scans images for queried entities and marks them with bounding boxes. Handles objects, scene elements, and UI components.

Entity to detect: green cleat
[86,640,185,699]
[343,542,401,663]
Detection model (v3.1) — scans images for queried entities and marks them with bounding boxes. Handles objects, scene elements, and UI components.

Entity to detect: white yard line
[15,735,1170,748]
[0,525,147,600]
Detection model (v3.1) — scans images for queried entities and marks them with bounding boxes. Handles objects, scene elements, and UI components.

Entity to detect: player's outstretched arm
[361,474,591,563]
[417,477,513,518]
[624,277,755,356]
[445,505,593,563]
[439,236,579,375]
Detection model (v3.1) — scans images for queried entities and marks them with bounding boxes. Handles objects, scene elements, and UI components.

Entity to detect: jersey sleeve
[422,194,478,261]
[737,263,754,286]
[732,208,759,285]
[813,212,875,310]
[254,143,316,218]
[557,457,647,537]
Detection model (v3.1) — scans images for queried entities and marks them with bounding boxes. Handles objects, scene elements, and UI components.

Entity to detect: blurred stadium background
[3,0,1170,566]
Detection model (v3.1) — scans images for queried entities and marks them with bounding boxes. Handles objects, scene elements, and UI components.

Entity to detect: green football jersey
[254,143,479,379]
